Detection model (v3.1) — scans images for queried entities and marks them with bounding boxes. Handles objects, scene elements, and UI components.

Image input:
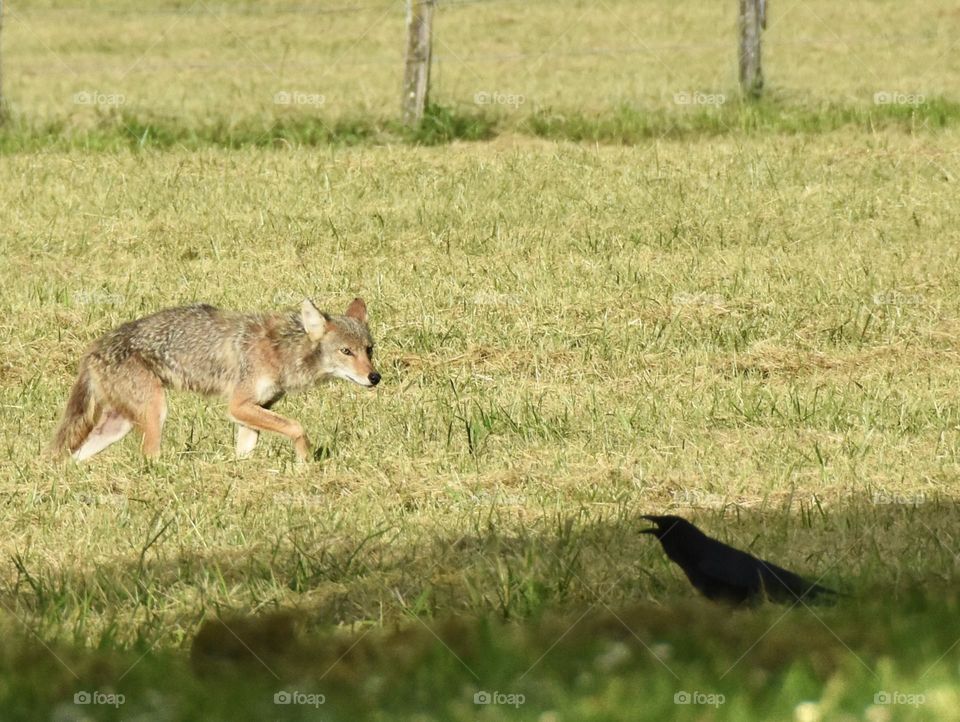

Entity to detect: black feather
[641,515,839,605]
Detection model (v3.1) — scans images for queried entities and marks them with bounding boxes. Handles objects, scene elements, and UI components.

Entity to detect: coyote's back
[92,304,254,395]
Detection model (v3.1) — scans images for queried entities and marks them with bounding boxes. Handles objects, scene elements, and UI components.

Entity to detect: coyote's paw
[293,434,312,463]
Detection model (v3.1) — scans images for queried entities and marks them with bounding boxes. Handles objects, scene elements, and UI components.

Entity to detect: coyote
[50,298,379,462]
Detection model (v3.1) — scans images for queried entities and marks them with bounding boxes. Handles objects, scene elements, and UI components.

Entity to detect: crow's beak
[640,515,662,535]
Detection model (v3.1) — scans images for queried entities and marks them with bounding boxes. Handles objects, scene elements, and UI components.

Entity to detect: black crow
[641,515,838,605]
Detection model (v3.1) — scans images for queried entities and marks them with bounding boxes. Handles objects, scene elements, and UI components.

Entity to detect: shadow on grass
[2,583,959,720]
[4,496,957,641]
[1,498,959,718]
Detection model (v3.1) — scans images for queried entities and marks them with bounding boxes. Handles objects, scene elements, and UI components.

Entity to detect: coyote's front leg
[228,397,311,461]
[235,425,260,458]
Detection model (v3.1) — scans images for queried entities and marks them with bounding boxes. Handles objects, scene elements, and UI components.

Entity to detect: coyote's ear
[345,297,368,323]
[301,299,331,341]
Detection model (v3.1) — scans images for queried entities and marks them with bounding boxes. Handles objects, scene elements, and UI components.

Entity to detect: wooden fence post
[738,0,765,98]
[0,0,5,121]
[402,0,434,126]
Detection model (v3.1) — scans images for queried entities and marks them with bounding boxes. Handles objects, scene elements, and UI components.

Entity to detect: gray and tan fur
[49,298,379,462]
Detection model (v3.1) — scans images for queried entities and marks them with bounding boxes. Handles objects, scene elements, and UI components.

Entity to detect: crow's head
[641,515,712,570]
[640,514,698,540]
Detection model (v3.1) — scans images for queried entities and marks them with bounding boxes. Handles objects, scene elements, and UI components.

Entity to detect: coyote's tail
[48,360,98,459]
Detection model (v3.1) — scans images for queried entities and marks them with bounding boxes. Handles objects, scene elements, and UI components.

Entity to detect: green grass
[4,97,960,151]
[4,589,960,720]
[0,103,499,152]
[2,0,960,719]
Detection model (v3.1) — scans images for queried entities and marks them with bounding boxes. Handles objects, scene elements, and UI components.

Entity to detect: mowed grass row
[2,130,960,660]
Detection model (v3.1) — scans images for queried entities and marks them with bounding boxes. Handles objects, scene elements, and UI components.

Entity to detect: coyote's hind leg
[72,409,134,461]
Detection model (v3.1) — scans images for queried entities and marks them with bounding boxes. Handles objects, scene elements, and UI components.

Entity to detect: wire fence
[0,0,954,126]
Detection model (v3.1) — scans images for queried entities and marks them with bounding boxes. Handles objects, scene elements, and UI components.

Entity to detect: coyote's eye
[366,346,374,358]
[340,347,353,356]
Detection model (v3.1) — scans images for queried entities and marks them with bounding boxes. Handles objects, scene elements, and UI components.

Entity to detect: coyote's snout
[49,297,379,462]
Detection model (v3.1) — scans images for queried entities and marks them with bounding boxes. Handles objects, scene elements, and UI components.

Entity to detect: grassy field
[3,1,960,720]
[4,0,959,115]
[3,0,960,148]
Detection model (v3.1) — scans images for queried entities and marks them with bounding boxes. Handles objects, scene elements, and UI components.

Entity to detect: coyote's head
[301,297,380,388]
